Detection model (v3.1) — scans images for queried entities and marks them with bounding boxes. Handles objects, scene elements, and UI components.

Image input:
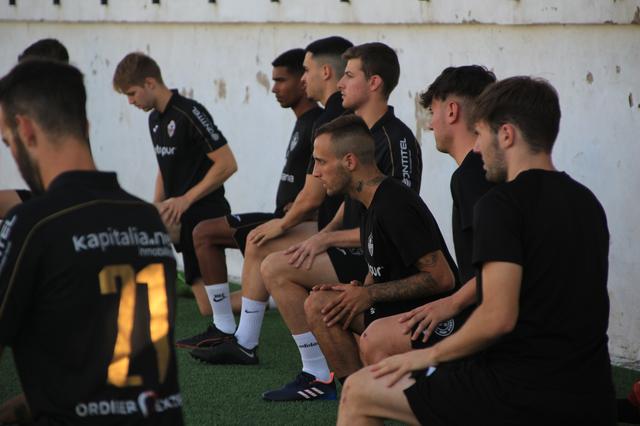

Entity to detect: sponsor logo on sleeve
[399,138,412,188]
[0,215,17,275]
[192,106,220,141]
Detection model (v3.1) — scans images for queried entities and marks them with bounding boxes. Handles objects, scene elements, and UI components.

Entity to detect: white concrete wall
[1,0,639,366]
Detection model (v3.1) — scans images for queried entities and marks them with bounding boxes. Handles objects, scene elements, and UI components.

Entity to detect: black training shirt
[149,90,228,206]
[0,171,183,425]
[344,106,423,229]
[450,151,494,284]
[307,91,352,230]
[275,106,323,216]
[472,170,614,401]
[361,178,458,325]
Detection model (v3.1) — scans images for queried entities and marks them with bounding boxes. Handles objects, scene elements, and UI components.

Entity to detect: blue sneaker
[262,372,337,401]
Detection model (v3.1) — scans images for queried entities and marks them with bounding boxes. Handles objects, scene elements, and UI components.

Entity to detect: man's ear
[15,115,37,148]
[499,123,516,149]
[321,64,333,81]
[143,77,156,90]
[368,75,383,94]
[446,100,461,125]
[343,152,358,171]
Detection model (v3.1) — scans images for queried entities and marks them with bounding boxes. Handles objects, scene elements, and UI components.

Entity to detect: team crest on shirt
[434,319,455,337]
[367,233,374,256]
[167,120,176,138]
[286,131,299,157]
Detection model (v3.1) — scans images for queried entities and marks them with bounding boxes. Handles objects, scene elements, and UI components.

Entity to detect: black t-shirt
[307,91,351,230]
[0,171,183,425]
[343,106,423,229]
[274,106,323,217]
[149,90,228,208]
[472,170,614,399]
[16,189,32,202]
[361,178,458,325]
[450,151,494,284]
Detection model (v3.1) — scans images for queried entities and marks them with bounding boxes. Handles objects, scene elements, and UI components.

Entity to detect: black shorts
[179,200,230,285]
[226,212,279,254]
[410,305,474,349]
[326,246,368,284]
[404,356,617,426]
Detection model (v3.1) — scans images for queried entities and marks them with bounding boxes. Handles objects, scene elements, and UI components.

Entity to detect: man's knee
[304,291,327,323]
[340,368,370,407]
[261,252,287,292]
[359,320,386,365]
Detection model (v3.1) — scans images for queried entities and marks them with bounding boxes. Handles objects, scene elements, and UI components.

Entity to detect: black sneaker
[175,324,234,349]
[190,337,259,365]
[262,372,336,401]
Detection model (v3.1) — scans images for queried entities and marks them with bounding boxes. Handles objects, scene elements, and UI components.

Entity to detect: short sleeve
[0,210,40,345]
[472,189,523,268]
[381,200,441,267]
[188,104,227,153]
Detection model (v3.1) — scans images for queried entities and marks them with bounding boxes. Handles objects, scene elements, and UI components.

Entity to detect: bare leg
[241,221,317,301]
[337,366,419,426]
[262,250,339,334]
[192,217,238,284]
[359,314,414,365]
[191,279,211,316]
[304,290,365,379]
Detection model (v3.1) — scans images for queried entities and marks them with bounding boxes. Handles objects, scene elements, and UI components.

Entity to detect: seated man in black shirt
[358,65,496,364]
[0,60,183,425]
[113,53,238,334]
[0,38,69,219]
[257,43,425,401]
[339,77,616,425]
[174,48,323,348]
[189,37,353,366]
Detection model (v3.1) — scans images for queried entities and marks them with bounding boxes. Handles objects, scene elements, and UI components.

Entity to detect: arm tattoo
[368,271,443,303]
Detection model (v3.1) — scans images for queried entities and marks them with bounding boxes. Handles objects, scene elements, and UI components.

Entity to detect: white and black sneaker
[262,372,337,401]
[190,337,259,365]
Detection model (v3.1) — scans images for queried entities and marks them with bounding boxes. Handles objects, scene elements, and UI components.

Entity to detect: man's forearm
[185,161,235,205]
[367,271,449,303]
[153,173,165,203]
[320,228,361,248]
[428,301,507,364]
[450,278,479,312]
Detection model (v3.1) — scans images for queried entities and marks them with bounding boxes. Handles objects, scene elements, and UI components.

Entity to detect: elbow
[489,311,518,337]
[228,161,238,178]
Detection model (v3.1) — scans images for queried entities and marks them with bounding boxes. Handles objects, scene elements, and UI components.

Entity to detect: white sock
[268,295,278,310]
[293,332,331,382]
[234,297,267,349]
[205,283,236,334]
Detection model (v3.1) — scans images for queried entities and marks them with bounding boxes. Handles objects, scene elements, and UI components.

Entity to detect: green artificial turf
[1,287,638,425]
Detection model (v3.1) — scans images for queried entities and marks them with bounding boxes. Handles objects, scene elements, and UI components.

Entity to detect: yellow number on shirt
[99,263,170,387]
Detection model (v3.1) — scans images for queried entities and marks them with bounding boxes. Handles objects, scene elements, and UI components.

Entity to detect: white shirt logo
[367,233,374,256]
[287,131,299,157]
[167,120,176,138]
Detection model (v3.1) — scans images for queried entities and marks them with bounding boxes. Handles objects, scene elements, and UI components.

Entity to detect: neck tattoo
[356,181,364,192]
